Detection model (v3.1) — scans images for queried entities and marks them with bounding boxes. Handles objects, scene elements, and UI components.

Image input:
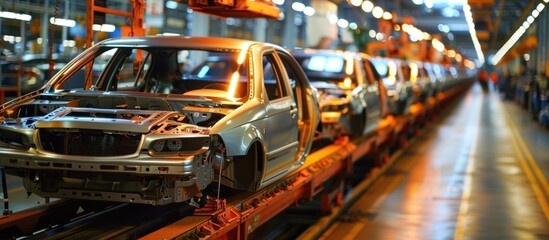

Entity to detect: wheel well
[252,142,264,173]
[232,141,264,191]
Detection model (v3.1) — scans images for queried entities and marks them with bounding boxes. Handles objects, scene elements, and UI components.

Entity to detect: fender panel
[218,123,266,157]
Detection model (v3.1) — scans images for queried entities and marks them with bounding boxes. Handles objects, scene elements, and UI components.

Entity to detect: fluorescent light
[101,24,115,32]
[337,19,349,28]
[292,2,305,12]
[382,12,393,20]
[455,54,462,62]
[372,6,383,19]
[425,0,433,9]
[349,22,358,30]
[432,38,445,52]
[376,33,385,41]
[93,23,116,32]
[536,3,545,12]
[438,24,449,33]
[527,16,534,23]
[532,10,540,18]
[303,6,315,16]
[369,30,376,38]
[159,32,180,36]
[50,17,76,27]
[63,40,76,47]
[462,2,484,65]
[349,0,362,7]
[0,11,32,21]
[166,1,178,9]
[361,1,374,13]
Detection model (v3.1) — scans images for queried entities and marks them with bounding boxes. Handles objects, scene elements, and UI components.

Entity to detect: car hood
[310,81,349,99]
[310,81,341,90]
[17,107,208,135]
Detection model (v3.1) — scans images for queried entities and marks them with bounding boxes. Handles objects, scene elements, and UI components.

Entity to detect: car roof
[292,48,372,58]
[99,36,260,50]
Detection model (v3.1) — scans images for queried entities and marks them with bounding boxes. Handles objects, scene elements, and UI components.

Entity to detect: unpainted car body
[405,60,436,104]
[0,36,320,205]
[291,49,388,139]
[370,57,414,116]
[423,62,446,100]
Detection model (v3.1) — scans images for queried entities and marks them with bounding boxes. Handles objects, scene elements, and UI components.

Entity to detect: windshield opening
[52,47,249,102]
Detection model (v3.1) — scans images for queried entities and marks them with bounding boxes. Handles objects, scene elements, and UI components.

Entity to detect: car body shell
[291,49,387,139]
[0,36,320,205]
[423,62,445,100]
[405,60,436,104]
[370,57,414,116]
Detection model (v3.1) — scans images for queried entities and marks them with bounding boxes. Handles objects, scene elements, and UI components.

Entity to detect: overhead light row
[462,2,485,66]
[411,0,433,9]
[346,0,473,67]
[50,17,76,27]
[92,24,116,32]
[291,2,315,16]
[3,35,23,44]
[273,0,474,68]
[402,23,431,42]
[492,1,547,65]
[0,11,32,21]
[348,0,393,20]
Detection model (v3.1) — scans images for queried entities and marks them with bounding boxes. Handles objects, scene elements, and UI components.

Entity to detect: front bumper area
[0,148,215,205]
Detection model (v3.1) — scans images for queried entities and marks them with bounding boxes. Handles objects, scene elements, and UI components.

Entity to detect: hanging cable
[217,154,224,201]
[48,0,61,80]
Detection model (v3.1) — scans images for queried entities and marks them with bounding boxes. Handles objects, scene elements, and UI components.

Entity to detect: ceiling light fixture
[361,1,374,12]
[492,2,546,65]
[372,6,384,18]
[0,11,32,21]
[462,2,485,65]
[348,0,362,7]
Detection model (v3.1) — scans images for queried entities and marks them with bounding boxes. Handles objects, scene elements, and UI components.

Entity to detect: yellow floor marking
[318,222,341,240]
[508,116,549,198]
[342,221,366,240]
[504,108,549,222]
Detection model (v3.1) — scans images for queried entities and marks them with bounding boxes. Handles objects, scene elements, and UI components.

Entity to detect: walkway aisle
[320,85,549,240]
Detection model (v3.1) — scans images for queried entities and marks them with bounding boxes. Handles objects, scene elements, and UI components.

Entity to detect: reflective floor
[321,84,549,240]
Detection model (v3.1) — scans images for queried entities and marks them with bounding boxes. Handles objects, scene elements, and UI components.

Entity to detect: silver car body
[370,57,414,116]
[291,49,387,139]
[407,60,436,103]
[0,36,320,205]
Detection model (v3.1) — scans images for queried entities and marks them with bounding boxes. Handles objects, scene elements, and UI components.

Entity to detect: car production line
[2,84,549,238]
[316,84,549,239]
